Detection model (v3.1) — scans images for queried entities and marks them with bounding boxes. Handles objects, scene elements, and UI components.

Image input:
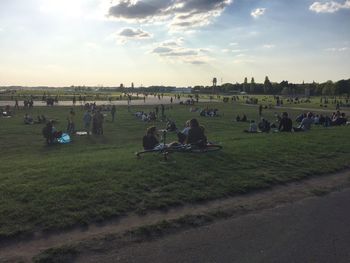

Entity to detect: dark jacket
[187,127,207,146]
[143,135,159,150]
[279,118,293,132]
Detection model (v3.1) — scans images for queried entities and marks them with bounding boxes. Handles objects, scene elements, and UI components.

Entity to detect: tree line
[193,77,350,96]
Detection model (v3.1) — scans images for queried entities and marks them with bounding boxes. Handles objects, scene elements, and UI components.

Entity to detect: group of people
[42,121,63,145]
[135,111,157,122]
[24,114,47,125]
[244,110,349,134]
[142,118,207,150]
[200,108,219,117]
[0,105,12,117]
[82,108,105,135]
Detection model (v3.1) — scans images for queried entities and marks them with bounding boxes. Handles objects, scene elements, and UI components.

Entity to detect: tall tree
[212,77,217,93]
[243,77,248,92]
[250,77,255,93]
[264,76,272,94]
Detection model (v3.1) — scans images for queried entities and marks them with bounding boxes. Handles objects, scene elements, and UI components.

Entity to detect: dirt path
[1,169,350,262]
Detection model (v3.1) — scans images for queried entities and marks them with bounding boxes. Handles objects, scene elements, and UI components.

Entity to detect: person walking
[83,110,92,134]
[111,105,116,122]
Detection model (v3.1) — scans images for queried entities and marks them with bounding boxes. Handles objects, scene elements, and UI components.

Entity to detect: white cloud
[251,8,266,18]
[262,44,275,49]
[229,42,239,46]
[107,0,233,30]
[151,39,211,64]
[325,47,349,51]
[309,0,350,13]
[110,28,152,44]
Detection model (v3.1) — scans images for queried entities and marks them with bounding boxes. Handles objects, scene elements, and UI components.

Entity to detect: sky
[0,0,349,87]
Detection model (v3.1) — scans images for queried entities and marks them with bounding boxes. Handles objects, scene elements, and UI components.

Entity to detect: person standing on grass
[161,104,165,119]
[83,110,92,133]
[259,105,263,116]
[111,105,116,122]
[14,98,19,110]
[67,108,76,134]
[93,110,104,135]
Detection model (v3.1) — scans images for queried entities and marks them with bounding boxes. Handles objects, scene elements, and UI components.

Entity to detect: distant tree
[243,77,248,92]
[250,77,256,93]
[264,76,272,94]
[212,77,217,93]
[131,82,134,89]
[335,79,350,95]
[322,80,334,96]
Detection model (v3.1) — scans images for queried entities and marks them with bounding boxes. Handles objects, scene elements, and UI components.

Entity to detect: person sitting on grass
[42,121,62,145]
[332,112,347,126]
[236,115,241,122]
[177,120,190,144]
[241,114,247,122]
[279,112,293,132]
[258,118,271,133]
[24,113,34,125]
[143,126,160,150]
[244,120,258,133]
[166,119,177,132]
[294,112,313,132]
[186,118,207,147]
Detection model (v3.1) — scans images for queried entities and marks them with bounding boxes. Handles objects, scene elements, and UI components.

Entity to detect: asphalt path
[0,96,212,107]
[81,188,350,263]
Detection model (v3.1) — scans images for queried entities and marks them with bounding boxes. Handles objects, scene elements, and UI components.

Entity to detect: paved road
[0,97,213,107]
[81,188,350,263]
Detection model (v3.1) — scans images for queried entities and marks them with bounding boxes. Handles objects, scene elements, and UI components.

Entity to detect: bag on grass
[57,133,71,144]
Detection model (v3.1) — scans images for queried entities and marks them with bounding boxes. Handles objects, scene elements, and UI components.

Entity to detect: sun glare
[39,0,85,18]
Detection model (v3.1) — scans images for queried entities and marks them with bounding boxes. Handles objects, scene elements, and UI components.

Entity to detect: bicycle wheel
[136,149,161,158]
[190,144,223,153]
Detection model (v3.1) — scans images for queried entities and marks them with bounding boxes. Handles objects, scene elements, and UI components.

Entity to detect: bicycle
[136,129,223,160]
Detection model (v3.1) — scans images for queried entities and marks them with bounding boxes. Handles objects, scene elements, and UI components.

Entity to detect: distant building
[171,87,192,94]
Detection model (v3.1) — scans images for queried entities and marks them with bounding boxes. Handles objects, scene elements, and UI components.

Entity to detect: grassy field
[0,102,350,240]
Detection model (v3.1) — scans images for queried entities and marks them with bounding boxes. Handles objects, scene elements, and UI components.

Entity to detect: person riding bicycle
[143,126,160,150]
[186,118,207,147]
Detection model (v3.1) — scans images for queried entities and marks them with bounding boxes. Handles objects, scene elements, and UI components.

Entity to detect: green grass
[0,102,349,239]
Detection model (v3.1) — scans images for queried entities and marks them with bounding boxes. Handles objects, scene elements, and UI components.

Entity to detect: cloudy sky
[0,0,349,87]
